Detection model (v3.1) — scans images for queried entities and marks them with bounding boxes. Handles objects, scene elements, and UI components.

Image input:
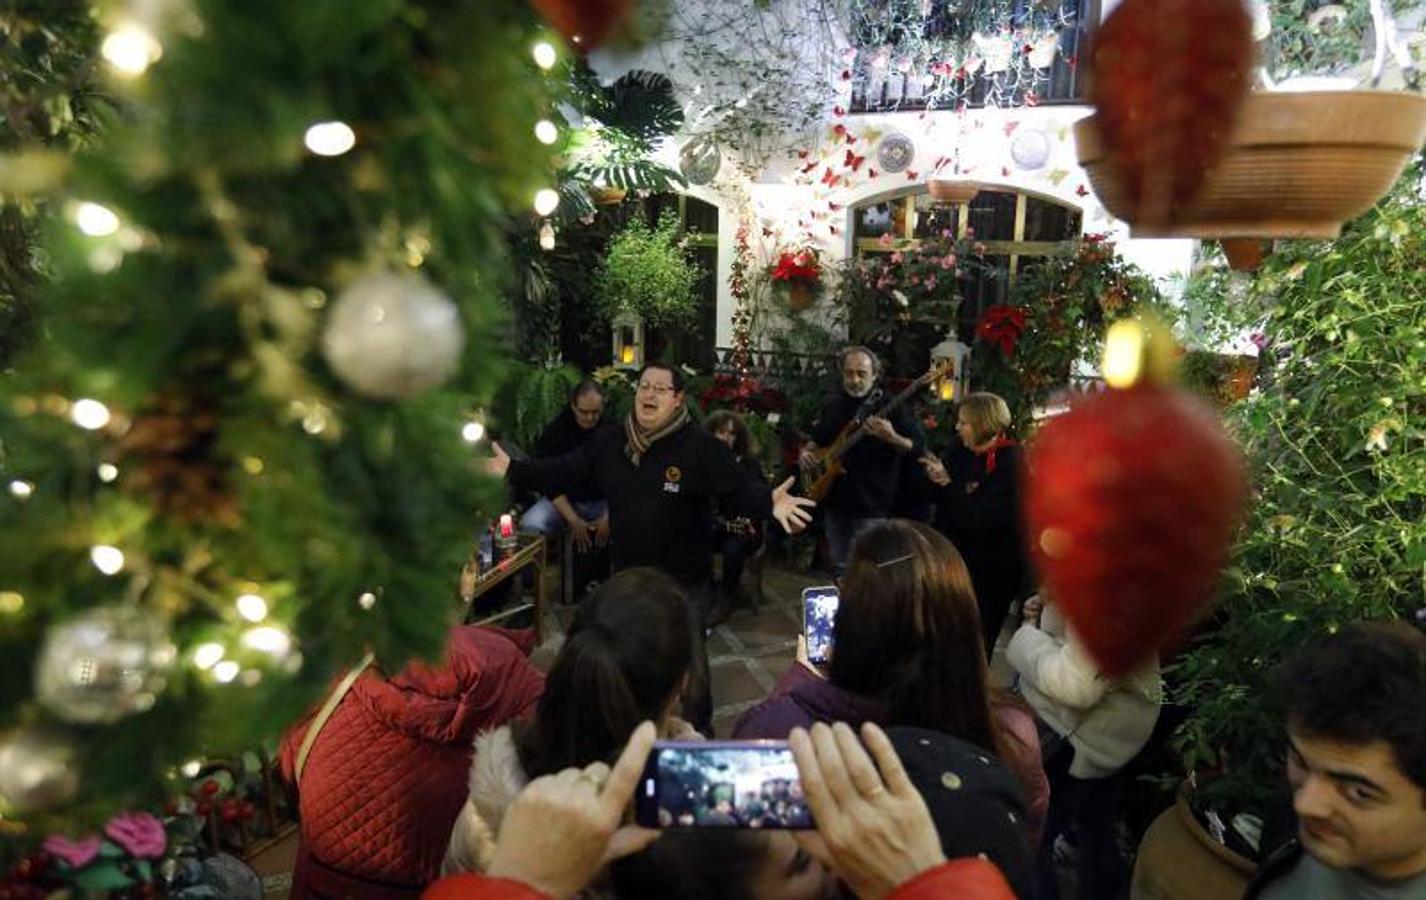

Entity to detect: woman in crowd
[443,568,698,875]
[707,410,767,623]
[1007,592,1163,900]
[733,519,1048,850]
[920,392,1028,654]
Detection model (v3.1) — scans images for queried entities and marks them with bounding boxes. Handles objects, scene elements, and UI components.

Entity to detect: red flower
[977,304,1029,358]
[771,251,821,285]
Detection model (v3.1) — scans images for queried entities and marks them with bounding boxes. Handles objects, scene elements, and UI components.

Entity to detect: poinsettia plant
[768,247,824,310]
[971,233,1163,426]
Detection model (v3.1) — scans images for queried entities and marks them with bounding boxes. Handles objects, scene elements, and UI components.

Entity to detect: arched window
[850,186,1082,344]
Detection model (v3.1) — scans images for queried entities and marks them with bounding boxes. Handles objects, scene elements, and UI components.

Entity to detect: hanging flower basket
[927,179,982,204]
[589,185,628,205]
[788,281,816,311]
[769,248,822,312]
[1075,90,1426,239]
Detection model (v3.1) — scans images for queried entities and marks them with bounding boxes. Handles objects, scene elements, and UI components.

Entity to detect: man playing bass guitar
[798,346,924,575]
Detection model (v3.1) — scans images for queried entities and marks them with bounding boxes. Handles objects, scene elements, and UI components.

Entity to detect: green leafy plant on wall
[489,362,585,452]
[562,63,686,195]
[592,212,704,330]
[1171,163,1426,837]
[969,233,1163,428]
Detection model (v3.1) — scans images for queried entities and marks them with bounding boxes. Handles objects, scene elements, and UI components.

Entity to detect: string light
[212,660,240,684]
[242,626,293,657]
[533,189,560,216]
[532,42,558,70]
[71,398,112,430]
[0,592,24,614]
[358,591,378,610]
[180,760,202,778]
[97,463,119,482]
[90,545,125,576]
[75,203,120,237]
[304,121,357,157]
[101,23,162,76]
[539,222,556,251]
[461,420,486,443]
[235,593,268,623]
[192,643,225,670]
[534,120,559,144]
[1102,320,1145,389]
[8,480,34,499]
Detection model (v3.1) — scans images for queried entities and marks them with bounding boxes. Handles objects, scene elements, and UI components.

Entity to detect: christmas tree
[0,0,564,834]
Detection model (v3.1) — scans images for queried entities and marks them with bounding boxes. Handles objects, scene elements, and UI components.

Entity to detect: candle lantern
[612,312,644,370]
[930,334,971,403]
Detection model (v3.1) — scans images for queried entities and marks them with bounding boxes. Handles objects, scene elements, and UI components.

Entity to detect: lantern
[612,312,644,369]
[930,334,971,403]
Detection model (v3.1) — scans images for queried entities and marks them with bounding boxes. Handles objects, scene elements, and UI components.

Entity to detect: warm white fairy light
[532,42,558,70]
[304,121,357,157]
[97,463,119,482]
[8,480,34,499]
[533,189,560,216]
[75,202,121,237]
[461,420,486,443]
[212,660,240,684]
[534,120,559,144]
[192,642,225,670]
[235,592,268,623]
[180,759,202,778]
[90,545,125,575]
[242,626,293,657]
[539,222,556,251]
[358,591,378,610]
[0,592,23,614]
[1102,320,1145,389]
[101,23,162,76]
[70,398,112,430]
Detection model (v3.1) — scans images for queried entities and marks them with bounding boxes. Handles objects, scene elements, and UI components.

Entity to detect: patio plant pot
[589,185,628,205]
[1131,788,1254,900]
[787,281,815,311]
[927,179,981,204]
[1076,90,1426,239]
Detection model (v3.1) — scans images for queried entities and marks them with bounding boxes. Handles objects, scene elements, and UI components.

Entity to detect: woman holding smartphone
[733,520,1048,850]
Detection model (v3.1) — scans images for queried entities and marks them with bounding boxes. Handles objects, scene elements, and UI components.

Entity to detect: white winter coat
[1006,602,1163,780]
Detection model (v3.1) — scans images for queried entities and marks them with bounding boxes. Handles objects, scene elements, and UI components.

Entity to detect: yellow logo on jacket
[664,465,682,494]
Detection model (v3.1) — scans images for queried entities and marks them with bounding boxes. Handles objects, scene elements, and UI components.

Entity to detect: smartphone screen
[635,741,813,829]
[802,585,839,666]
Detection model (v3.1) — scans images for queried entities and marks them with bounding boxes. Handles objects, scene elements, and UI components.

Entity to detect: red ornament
[529,0,636,49]
[1025,384,1245,676]
[1087,0,1254,229]
[199,780,220,797]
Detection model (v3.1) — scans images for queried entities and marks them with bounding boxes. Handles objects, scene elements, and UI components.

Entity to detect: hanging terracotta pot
[787,281,816,311]
[927,180,981,204]
[1132,788,1254,900]
[1076,90,1426,239]
[589,185,628,205]
[1220,238,1267,272]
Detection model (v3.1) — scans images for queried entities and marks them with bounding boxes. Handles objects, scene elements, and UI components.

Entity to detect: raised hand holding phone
[802,585,840,668]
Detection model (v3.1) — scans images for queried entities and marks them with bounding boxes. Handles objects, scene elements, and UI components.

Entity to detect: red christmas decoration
[529,0,636,48]
[1087,0,1254,229]
[976,304,1027,357]
[1025,383,1245,676]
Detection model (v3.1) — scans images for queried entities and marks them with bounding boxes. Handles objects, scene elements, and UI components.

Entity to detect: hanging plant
[768,247,824,312]
[592,212,704,330]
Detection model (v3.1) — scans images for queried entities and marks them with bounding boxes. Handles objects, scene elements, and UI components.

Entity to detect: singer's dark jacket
[809,390,925,518]
[507,421,772,585]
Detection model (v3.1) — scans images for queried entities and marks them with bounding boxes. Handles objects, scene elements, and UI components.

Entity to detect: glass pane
[966,191,1017,241]
[1022,195,1081,242]
[957,255,1011,340]
[912,193,960,240]
[854,201,896,240]
[684,196,719,236]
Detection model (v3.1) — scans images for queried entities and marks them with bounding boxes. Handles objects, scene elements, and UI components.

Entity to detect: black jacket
[809,390,924,518]
[930,442,1029,607]
[508,422,772,584]
[531,408,610,503]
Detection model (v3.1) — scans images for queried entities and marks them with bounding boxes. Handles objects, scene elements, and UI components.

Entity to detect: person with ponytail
[442,569,696,877]
[734,520,1048,850]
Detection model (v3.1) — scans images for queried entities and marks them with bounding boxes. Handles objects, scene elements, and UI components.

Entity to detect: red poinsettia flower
[771,251,821,285]
[977,304,1029,358]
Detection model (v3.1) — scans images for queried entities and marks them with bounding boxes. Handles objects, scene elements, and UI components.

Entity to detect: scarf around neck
[980,434,1016,475]
[624,404,689,466]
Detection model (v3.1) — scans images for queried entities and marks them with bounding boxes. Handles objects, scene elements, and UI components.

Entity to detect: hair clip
[876,553,915,569]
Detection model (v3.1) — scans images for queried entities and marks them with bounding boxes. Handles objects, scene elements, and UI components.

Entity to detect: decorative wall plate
[1010,129,1052,170]
[679,137,722,186]
[877,132,916,173]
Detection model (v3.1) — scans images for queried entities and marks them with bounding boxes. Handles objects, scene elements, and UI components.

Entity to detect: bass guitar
[800,359,955,502]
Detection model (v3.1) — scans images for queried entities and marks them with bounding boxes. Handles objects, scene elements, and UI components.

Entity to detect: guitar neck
[830,375,931,461]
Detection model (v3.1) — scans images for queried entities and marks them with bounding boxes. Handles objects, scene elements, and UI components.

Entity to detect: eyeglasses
[636,382,677,395]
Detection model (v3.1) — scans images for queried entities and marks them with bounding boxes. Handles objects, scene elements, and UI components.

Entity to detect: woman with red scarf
[920,393,1029,654]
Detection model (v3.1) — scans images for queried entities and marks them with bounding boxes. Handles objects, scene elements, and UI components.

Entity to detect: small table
[464,533,548,642]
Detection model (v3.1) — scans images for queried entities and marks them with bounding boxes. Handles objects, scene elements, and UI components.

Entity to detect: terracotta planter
[787,281,816,311]
[1076,91,1426,239]
[1224,355,1258,401]
[589,185,628,205]
[1131,790,1254,900]
[1220,238,1268,272]
[927,179,981,204]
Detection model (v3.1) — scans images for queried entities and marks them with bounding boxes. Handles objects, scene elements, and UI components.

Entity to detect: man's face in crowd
[1287,726,1426,881]
[841,352,875,399]
[571,392,603,430]
[634,368,683,431]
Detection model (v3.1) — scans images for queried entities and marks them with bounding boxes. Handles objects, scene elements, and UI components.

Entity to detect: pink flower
[44,835,102,869]
[104,811,166,859]
[877,233,893,247]
[939,254,956,269]
[925,275,938,290]
[890,252,904,264]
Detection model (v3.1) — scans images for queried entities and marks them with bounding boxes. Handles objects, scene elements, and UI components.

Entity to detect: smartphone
[802,585,840,667]
[635,741,813,829]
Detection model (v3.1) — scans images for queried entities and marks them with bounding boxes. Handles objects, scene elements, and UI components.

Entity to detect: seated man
[1248,621,1426,899]
[518,379,609,552]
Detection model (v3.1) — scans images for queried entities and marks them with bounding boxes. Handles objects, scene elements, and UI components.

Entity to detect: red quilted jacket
[279,626,545,899]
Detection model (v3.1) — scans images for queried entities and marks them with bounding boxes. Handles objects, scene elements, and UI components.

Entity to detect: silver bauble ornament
[321,270,465,399]
[0,727,80,812]
[35,606,175,724]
